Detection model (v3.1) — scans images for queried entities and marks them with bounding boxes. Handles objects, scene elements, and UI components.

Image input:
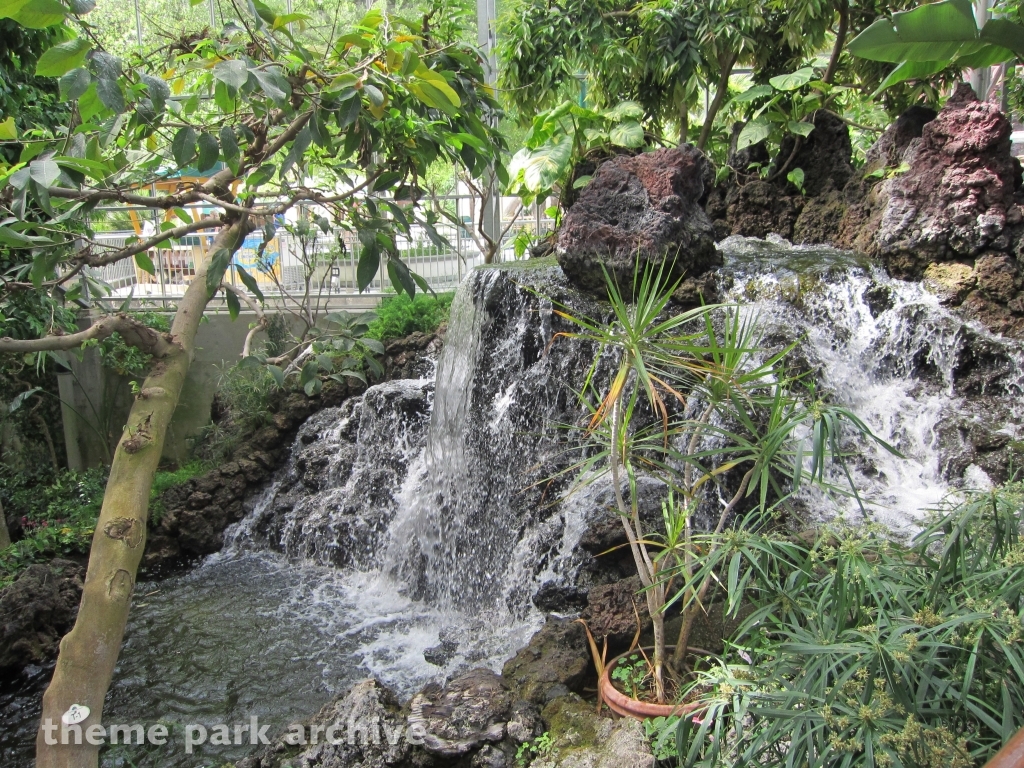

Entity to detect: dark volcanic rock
[721,179,804,240]
[501,618,591,706]
[581,576,650,652]
[870,83,1021,274]
[781,109,855,197]
[0,559,83,679]
[557,147,720,296]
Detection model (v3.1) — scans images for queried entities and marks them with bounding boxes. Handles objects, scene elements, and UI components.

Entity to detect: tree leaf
[608,120,644,148]
[29,158,61,188]
[220,125,240,173]
[768,68,816,91]
[603,100,643,120]
[787,121,815,137]
[508,136,573,194]
[0,117,16,140]
[35,36,91,77]
[140,74,169,113]
[134,251,155,275]
[356,241,380,291]
[737,119,771,151]
[205,247,233,296]
[196,131,219,172]
[172,126,197,168]
[95,77,125,113]
[266,364,285,387]
[235,265,264,303]
[8,0,68,28]
[251,67,291,104]
[848,0,978,63]
[214,59,249,90]
[225,288,240,320]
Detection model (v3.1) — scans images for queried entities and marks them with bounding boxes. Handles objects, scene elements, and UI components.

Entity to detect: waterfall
[223,239,1024,679]
[718,235,1024,536]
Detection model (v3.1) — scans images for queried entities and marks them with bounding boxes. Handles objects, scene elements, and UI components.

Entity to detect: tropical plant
[849,0,1024,93]
[671,482,1024,768]
[506,99,648,208]
[554,263,896,705]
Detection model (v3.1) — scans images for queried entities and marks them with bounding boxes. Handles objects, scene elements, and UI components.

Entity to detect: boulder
[502,618,592,706]
[236,679,410,768]
[556,147,720,296]
[869,83,1022,276]
[408,668,514,758]
[580,576,649,653]
[0,559,83,679]
[532,694,655,768]
[779,109,854,197]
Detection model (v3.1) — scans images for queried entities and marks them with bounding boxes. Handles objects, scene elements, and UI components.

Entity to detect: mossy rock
[532,694,654,768]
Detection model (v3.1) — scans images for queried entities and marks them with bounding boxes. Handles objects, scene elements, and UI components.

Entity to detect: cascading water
[718,235,1024,535]
[6,239,1024,768]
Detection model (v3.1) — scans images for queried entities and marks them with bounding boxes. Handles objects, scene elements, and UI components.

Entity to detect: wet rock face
[580,576,650,653]
[0,560,83,681]
[557,147,720,297]
[872,83,1020,271]
[501,618,592,706]
[239,380,434,567]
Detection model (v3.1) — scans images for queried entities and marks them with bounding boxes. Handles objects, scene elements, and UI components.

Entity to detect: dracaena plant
[0,2,503,766]
[553,262,896,705]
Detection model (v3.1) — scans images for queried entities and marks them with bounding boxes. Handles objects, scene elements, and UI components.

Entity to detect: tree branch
[82,216,224,266]
[0,314,177,357]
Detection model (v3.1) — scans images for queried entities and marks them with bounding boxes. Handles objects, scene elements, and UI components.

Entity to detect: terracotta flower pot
[599,647,705,720]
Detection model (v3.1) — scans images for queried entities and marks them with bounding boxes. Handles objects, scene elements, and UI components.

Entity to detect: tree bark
[697,52,738,151]
[34,217,250,768]
[678,99,689,145]
[823,0,849,86]
[0,499,10,550]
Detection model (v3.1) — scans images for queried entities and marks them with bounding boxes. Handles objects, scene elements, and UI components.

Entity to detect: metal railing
[84,193,555,312]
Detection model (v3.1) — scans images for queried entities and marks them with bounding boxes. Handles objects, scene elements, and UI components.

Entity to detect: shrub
[0,466,107,587]
[366,291,454,342]
[670,483,1024,768]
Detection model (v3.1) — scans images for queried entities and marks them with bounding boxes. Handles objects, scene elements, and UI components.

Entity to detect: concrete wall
[60,311,256,468]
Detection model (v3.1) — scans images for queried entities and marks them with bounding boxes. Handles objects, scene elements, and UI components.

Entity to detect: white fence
[85,193,555,311]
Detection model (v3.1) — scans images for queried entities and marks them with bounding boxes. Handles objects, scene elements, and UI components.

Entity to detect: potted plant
[557,263,895,715]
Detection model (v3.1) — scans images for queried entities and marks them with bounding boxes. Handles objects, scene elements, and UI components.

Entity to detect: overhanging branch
[0,314,177,357]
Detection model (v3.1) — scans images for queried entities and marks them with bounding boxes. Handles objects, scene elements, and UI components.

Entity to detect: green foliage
[552,263,894,702]
[515,732,553,766]
[672,483,1024,768]
[96,311,171,378]
[849,0,1024,93]
[506,100,647,206]
[147,460,210,526]
[610,652,652,700]
[0,466,107,587]
[366,291,454,342]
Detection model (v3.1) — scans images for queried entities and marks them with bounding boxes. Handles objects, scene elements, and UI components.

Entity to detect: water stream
[3,239,1023,767]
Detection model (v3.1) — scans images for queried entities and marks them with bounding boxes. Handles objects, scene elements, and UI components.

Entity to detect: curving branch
[0,314,177,357]
[82,216,224,266]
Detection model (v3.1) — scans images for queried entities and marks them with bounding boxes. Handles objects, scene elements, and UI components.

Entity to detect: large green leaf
[608,120,644,149]
[769,68,816,92]
[979,19,1024,58]
[172,126,196,168]
[35,36,91,77]
[196,132,219,172]
[3,0,68,28]
[737,119,771,151]
[509,135,573,194]
[849,0,981,63]
[875,59,949,92]
[603,101,643,120]
[213,59,248,90]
